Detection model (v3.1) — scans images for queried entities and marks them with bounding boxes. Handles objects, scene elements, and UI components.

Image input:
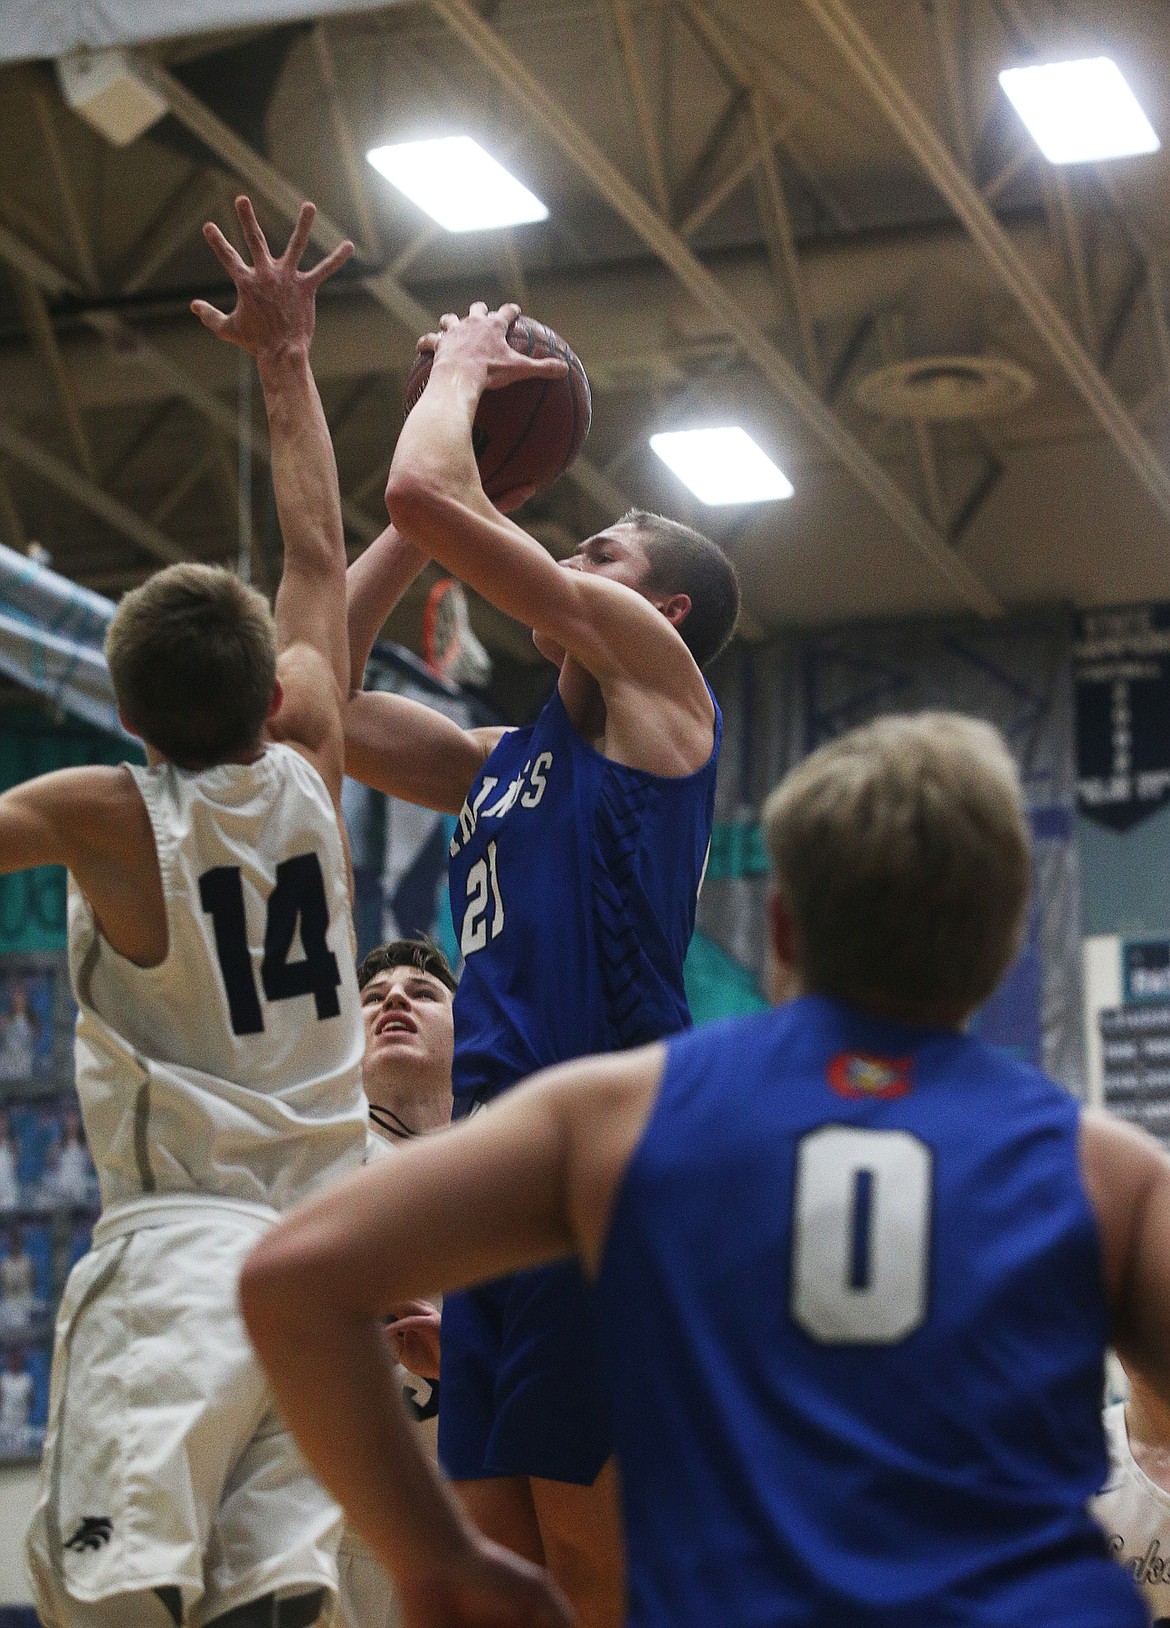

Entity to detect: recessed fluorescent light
[366,136,548,232]
[650,428,794,506]
[999,58,1159,164]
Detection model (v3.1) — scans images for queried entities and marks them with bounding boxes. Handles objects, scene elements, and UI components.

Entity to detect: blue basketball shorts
[437,1257,613,1487]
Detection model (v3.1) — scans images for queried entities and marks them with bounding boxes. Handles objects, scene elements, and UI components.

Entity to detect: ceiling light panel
[999,58,1160,164]
[650,429,794,506]
[366,137,549,232]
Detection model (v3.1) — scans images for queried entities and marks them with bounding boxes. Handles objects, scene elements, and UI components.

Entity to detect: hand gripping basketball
[405,303,592,500]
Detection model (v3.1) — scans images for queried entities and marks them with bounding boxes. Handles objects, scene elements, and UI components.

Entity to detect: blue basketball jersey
[595,995,1143,1628]
[448,684,721,1103]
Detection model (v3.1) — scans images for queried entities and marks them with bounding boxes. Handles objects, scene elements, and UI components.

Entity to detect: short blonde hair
[106,564,276,767]
[763,712,1031,1017]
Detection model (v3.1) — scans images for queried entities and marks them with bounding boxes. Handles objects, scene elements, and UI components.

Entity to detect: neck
[366,1078,450,1143]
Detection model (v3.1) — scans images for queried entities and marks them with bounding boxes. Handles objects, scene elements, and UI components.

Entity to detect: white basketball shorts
[27,1197,343,1628]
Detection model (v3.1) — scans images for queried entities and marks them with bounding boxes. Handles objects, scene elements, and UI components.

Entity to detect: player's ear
[659,591,691,630]
[765,887,801,1006]
[116,706,141,741]
[266,678,284,722]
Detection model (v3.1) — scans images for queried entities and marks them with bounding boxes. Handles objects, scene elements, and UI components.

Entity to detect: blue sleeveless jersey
[448,684,721,1103]
[595,995,1142,1628]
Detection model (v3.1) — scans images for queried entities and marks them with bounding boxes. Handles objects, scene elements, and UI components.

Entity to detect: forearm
[346,524,429,691]
[260,347,344,578]
[245,1291,472,1580]
[387,357,556,604]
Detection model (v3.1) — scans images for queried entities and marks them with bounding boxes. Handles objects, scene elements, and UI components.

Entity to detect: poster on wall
[0,951,98,1464]
[1075,604,1170,832]
[1098,939,1170,1148]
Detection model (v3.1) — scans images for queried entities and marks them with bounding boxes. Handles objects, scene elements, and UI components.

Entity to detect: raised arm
[193,197,353,800]
[347,522,429,693]
[343,520,504,814]
[385,306,709,731]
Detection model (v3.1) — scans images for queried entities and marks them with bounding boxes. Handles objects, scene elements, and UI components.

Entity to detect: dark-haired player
[5,204,550,1628]
[336,939,457,1628]
[245,712,1170,1628]
[342,304,739,1625]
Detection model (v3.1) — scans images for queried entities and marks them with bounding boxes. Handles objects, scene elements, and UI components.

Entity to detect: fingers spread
[284,200,318,270]
[417,332,440,354]
[439,312,459,330]
[469,300,490,318]
[202,221,248,280]
[304,237,353,290]
[234,195,271,265]
[498,302,522,324]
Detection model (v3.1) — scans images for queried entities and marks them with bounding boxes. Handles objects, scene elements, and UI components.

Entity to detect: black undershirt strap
[368,1104,418,1140]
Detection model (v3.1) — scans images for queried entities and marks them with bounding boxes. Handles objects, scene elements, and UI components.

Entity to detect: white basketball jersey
[1092,1402,1170,1616]
[69,743,366,1213]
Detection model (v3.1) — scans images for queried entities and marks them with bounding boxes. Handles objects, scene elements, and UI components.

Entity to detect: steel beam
[430,0,1004,616]
[11,271,98,482]
[137,55,630,525]
[607,0,672,218]
[0,419,187,566]
[799,0,1170,529]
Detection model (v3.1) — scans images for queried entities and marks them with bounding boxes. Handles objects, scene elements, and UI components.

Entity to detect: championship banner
[1075,604,1170,833]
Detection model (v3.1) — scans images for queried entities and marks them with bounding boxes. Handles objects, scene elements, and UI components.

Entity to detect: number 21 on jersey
[461,839,505,956]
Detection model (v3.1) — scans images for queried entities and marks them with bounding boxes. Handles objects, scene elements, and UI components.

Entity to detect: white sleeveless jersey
[1092,1402,1170,1618]
[69,743,366,1213]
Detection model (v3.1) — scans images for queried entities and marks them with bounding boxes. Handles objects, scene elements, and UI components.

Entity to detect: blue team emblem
[827,1051,912,1100]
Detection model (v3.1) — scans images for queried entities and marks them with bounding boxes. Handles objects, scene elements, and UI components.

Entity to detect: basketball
[403,314,592,500]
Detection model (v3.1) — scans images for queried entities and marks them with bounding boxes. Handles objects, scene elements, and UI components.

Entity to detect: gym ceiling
[1,0,1170,695]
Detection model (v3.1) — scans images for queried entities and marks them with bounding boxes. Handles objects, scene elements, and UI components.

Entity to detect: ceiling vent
[854,355,1036,420]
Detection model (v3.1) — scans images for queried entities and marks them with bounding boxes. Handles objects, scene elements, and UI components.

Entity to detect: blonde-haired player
[243,712,1170,1628]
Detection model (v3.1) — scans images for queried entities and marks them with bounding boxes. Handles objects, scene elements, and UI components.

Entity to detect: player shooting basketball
[342,302,739,1627]
[245,711,1170,1628]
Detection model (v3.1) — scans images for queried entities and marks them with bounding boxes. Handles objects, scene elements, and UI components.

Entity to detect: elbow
[384,468,442,533]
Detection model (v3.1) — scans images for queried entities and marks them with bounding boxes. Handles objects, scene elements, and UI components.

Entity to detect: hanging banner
[1075,604,1170,833]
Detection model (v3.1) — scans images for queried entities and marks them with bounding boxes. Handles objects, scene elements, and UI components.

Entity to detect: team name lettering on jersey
[450,753,553,858]
[1108,1533,1170,1586]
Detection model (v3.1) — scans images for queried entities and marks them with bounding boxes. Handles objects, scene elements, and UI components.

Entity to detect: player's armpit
[344,689,502,814]
[1081,1109,1170,1402]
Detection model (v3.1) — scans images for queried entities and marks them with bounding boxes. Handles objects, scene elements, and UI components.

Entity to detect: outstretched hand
[417,302,568,393]
[192,196,353,361]
[397,1534,574,1628]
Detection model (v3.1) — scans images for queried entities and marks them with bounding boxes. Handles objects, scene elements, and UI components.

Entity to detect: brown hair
[763,713,1031,1019]
[105,564,277,767]
[623,509,740,669]
[357,937,457,995]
